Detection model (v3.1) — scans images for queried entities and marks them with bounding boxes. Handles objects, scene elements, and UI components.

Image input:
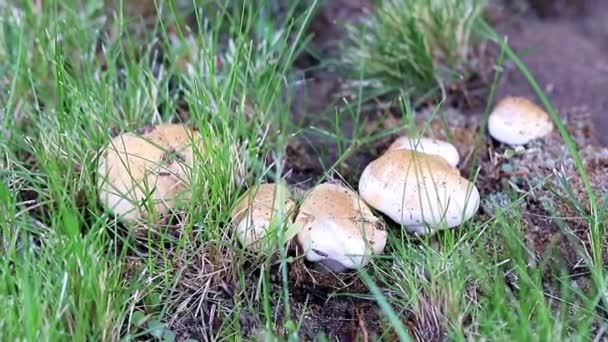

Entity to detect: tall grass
[342,0,486,101]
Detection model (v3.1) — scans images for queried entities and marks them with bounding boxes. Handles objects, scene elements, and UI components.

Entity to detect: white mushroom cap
[488,96,553,145]
[231,183,296,251]
[388,136,460,167]
[295,183,387,271]
[97,124,200,222]
[359,150,479,234]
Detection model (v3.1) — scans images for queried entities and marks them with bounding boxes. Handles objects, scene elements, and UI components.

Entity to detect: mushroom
[388,136,460,167]
[295,183,387,272]
[231,183,296,251]
[488,96,553,145]
[97,124,200,222]
[359,150,479,234]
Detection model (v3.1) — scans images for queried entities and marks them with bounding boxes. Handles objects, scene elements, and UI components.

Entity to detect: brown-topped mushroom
[231,183,296,251]
[359,150,479,234]
[295,183,387,272]
[488,96,553,145]
[97,124,200,222]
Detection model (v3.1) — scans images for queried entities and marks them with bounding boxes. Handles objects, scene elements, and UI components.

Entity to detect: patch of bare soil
[287,0,380,188]
[287,256,384,340]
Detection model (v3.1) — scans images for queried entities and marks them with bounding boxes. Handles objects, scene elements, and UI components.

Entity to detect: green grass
[1,0,607,341]
[342,0,487,103]
[0,0,314,340]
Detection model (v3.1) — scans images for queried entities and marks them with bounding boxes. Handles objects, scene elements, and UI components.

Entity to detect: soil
[287,257,385,340]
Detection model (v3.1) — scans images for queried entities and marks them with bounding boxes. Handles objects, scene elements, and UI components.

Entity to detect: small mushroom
[97,124,200,222]
[388,136,460,167]
[488,96,553,145]
[359,150,479,234]
[231,183,296,250]
[295,183,387,272]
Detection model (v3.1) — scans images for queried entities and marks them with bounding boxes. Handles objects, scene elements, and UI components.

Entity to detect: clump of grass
[342,0,486,101]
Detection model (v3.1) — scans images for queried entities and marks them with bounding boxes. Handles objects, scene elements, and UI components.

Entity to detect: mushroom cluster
[226,134,480,270]
[102,96,553,272]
